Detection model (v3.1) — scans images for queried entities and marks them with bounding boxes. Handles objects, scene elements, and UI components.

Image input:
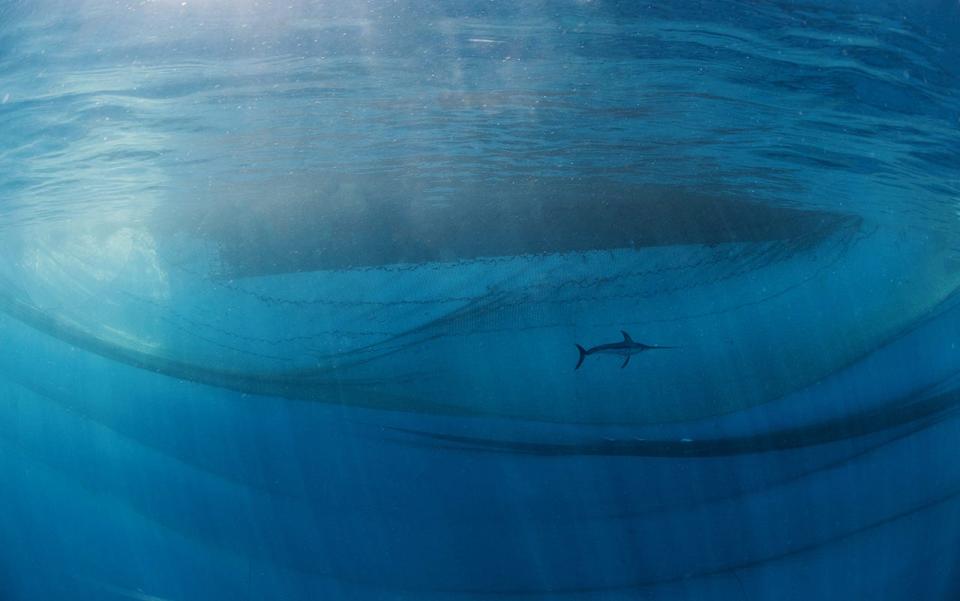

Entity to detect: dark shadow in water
[383,385,960,458]
[194,180,857,276]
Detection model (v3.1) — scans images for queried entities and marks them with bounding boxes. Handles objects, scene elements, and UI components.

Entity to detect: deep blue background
[1,1,960,599]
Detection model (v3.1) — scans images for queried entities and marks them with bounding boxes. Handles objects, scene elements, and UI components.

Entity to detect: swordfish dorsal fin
[621,330,633,343]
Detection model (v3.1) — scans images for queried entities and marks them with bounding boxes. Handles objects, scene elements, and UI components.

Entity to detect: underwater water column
[1,0,960,600]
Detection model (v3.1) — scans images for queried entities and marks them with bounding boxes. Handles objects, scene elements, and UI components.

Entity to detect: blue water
[1,1,960,599]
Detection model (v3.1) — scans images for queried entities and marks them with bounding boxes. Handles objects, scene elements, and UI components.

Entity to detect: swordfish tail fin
[575,344,588,370]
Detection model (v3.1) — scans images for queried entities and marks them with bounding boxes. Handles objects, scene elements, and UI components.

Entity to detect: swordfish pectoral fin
[621,355,630,369]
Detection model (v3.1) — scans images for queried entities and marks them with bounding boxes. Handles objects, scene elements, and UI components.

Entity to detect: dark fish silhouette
[575,331,677,369]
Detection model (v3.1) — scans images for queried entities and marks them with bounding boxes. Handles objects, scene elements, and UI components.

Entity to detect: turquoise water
[1,1,960,599]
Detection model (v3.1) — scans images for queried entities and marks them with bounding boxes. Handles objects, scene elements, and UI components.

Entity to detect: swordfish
[575,331,677,369]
